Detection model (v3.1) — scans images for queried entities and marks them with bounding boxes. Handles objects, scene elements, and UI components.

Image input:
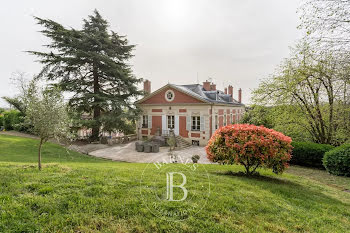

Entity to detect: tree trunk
[92,62,100,141]
[38,138,43,170]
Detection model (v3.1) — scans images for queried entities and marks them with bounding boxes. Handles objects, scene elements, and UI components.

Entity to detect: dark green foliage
[291,142,334,168]
[0,115,3,128]
[28,10,141,139]
[323,144,350,176]
[3,110,23,131]
[241,105,274,128]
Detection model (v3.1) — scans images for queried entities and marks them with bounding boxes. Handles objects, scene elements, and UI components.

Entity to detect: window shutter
[200,116,205,131]
[186,116,191,131]
[175,115,179,135]
[148,115,152,129]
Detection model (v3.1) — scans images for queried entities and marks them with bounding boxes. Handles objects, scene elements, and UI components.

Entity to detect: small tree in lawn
[206,124,293,175]
[25,81,70,170]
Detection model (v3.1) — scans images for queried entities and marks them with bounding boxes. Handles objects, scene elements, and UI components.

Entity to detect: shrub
[291,142,334,168]
[323,144,350,177]
[0,114,3,128]
[3,110,23,130]
[206,124,292,175]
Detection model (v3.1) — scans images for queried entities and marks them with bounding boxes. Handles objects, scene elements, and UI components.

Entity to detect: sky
[0,0,303,107]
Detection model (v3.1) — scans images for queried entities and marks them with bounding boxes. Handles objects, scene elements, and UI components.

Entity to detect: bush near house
[206,124,293,175]
[323,144,350,176]
[291,142,334,168]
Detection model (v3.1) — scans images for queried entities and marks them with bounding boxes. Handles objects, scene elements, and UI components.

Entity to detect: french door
[167,115,175,130]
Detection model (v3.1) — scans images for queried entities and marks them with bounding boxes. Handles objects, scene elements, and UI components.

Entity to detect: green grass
[0,134,350,232]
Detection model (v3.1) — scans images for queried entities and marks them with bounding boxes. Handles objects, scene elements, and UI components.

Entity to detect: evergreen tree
[29,10,141,139]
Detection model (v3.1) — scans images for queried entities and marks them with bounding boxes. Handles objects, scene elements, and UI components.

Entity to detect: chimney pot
[210,83,216,91]
[238,88,242,103]
[203,80,211,91]
[224,88,227,94]
[143,79,151,95]
[228,85,233,98]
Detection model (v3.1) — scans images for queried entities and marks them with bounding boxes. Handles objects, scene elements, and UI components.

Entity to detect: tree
[253,42,350,144]
[25,81,71,170]
[2,72,31,115]
[299,0,350,53]
[241,105,275,129]
[28,10,142,140]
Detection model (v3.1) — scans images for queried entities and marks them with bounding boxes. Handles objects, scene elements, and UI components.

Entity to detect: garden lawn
[0,134,350,232]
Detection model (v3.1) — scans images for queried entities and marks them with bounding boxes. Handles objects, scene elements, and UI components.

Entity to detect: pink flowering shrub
[206,124,292,175]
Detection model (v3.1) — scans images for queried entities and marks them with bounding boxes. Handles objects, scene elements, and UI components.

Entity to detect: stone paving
[89,142,213,164]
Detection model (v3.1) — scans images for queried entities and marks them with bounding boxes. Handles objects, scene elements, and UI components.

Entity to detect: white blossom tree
[26,81,71,170]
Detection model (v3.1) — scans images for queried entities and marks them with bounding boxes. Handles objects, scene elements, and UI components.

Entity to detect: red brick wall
[152,109,162,112]
[179,116,188,138]
[218,109,224,115]
[191,133,200,138]
[141,88,205,104]
[179,109,187,113]
[151,116,162,135]
[141,129,148,135]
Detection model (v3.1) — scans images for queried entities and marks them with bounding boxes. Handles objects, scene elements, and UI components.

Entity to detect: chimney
[203,80,211,91]
[228,85,233,97]
[224,88,227,94]
[210,83,216,91]
[144,79,151,95]
[238,88,242,103]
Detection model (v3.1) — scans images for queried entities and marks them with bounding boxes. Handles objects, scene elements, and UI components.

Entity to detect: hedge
[323,144,350,177]
[3,110,23,131]
[0,115,3,128]
[291,141,334,168]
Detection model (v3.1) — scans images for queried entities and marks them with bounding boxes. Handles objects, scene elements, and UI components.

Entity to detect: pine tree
[28,10,141,139]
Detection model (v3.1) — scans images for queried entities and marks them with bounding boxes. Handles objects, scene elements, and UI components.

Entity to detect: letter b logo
[166,172,188,201]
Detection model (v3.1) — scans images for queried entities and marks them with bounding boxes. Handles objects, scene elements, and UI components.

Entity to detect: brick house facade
[135,80,245,146]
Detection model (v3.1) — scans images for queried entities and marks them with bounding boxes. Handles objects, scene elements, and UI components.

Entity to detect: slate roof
[173,84,243,106]
[136,83,244,106]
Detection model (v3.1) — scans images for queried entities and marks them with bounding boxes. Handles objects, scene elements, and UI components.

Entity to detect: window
[167,115,175,129]
[142,115,148,128]
[165,90,175,102]
[215,115,218,130]
[230,113,233,124]
[224,114,227,126]
[192,140,200,146]
[191,116,200,131]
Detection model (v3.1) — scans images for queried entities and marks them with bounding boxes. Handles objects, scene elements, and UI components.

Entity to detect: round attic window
[165,90,175,102]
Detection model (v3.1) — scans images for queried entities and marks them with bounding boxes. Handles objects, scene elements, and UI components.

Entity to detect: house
[135,80,245,146]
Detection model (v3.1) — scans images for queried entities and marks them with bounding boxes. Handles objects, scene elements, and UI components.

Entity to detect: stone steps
[175,136,192,150]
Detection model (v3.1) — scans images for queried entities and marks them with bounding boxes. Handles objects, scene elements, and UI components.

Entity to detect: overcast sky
[0,0,302,107]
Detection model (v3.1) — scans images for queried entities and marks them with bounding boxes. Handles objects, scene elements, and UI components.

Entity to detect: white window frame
[142,115,148,128]
[191,116,200,131]
[167,115,175,129]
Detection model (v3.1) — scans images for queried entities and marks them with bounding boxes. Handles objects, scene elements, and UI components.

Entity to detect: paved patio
[89,142,213,164]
